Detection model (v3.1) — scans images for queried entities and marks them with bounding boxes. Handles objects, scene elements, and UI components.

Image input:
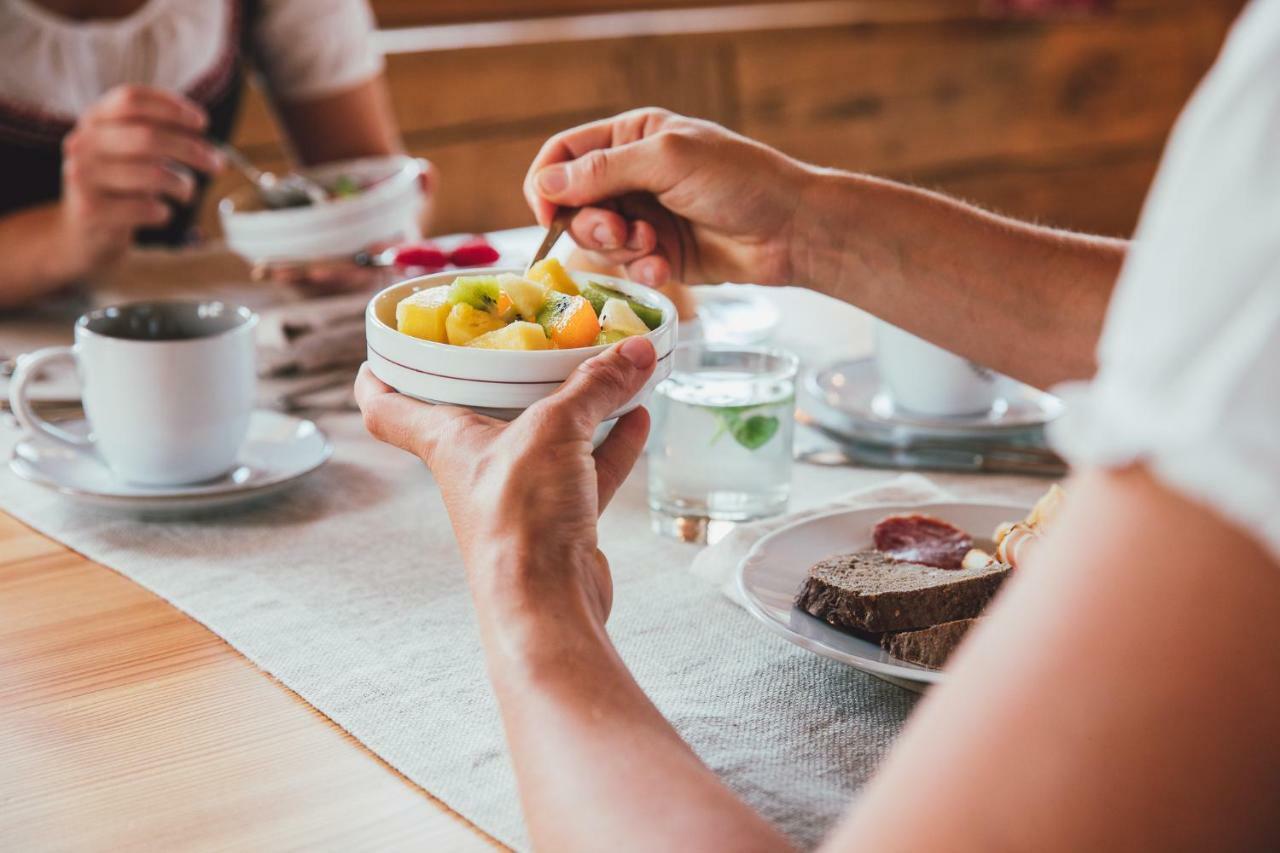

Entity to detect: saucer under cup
[9,410,331,511]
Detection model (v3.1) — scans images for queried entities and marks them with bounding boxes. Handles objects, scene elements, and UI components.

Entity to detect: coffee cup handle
[8,346,94,450]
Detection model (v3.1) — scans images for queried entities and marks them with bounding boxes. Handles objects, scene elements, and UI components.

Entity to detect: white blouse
[1050,0,1280,560]
[0,0,383,118]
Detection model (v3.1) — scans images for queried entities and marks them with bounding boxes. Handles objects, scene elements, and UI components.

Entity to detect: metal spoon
[218,143,328,209]
[525,207,577,274]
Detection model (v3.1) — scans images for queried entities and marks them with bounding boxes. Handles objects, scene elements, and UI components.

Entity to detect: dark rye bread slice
[881,618,977,669]
[795,550,1009,633]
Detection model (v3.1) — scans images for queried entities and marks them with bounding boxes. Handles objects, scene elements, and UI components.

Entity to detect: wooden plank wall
[370,0,801,26]
[203,0,1244,244]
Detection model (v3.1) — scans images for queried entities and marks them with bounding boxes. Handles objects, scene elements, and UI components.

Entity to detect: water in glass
[648,345,797,537]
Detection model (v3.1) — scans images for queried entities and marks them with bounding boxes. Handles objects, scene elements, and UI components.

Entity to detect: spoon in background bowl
[218,143,329,209]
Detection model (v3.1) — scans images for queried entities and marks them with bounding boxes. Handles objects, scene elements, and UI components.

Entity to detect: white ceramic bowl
[366,268,678,419]
[219,155,425,264]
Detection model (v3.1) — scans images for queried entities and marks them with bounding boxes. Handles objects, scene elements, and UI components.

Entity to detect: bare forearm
[0,203,91,309]
[476,572,793,853]
[274,76,401,166]
[792,170,1126,388]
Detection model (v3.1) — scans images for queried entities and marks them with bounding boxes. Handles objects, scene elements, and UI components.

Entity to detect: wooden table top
[0,511,501,851]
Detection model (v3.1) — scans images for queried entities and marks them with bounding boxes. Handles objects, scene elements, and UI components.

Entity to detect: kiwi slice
[581,282,663,330]
[535,291,573,336]
[449,276,501,312]
[594,329,630,346]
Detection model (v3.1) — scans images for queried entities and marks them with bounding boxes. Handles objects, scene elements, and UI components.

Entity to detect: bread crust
[881,618,978,668]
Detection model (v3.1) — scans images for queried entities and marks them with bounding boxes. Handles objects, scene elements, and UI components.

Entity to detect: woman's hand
[355,337,657,626]
[59,85,222,272]
[523,108,815,288]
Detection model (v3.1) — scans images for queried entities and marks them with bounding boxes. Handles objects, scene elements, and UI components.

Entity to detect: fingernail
[536,165,568,196]
[591,223,617,249]
[618,337,655,369]
[635,265,656,285]
[626,230,645,251]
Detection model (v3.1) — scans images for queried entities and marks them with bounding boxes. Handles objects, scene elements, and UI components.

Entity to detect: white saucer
[736,501,1028,692]
[805,356,1063,442]
[9,410,332,511]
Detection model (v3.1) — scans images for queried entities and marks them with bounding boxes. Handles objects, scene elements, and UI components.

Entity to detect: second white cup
[874,320,999,417]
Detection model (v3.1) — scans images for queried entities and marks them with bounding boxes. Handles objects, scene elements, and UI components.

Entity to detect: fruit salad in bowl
[395,258,664,351]
[365,260,678,418]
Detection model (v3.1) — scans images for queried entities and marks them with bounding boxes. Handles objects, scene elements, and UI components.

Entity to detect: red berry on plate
[393,244,448,269]
[450,237,500,267]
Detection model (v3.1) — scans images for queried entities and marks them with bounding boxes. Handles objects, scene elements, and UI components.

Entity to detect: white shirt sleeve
[1049,0,1280,560]
[250,0,384,101]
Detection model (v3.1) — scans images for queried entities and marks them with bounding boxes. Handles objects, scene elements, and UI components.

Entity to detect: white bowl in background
[219,155,425,264]
[365,268,678,419]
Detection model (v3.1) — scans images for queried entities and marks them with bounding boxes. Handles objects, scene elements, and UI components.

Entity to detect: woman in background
[0,0,401,308]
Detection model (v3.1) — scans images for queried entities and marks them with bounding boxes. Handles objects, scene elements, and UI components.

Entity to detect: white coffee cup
[9,301,257,486]
[874,320,999,416]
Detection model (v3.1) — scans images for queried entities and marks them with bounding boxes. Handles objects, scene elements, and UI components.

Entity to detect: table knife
[796,432,1068,477]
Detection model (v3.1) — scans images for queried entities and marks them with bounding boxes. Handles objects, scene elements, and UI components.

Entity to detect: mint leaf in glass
[731,414,780,450]
[707,405,780,451]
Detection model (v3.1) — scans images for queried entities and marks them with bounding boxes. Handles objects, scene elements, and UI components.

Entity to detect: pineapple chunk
[528,258,579,296]
[599,298,649,337]
[445,303,504,346]
[466,321,551,351]
[497,273,548,321]
[396,285,452,343]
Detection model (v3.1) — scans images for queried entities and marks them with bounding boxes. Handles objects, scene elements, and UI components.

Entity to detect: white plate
[806,356,1063,441]
[736,501,1028,691]
[9,410,331,511]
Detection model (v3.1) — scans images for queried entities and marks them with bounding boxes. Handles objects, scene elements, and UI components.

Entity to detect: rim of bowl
[218,154,422,221]
[367,267,678,357]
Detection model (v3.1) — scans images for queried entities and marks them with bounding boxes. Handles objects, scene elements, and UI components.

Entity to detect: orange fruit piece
[537,292,601,348]
[494,292,516,322]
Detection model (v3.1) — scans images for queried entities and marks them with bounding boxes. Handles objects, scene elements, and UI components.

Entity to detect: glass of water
[648,344,799,541]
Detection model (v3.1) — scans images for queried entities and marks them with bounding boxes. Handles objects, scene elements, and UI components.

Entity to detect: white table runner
[0,251,1052,849]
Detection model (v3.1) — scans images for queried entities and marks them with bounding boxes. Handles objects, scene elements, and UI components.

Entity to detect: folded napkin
[255,292,370,377]
[690,473,954,604]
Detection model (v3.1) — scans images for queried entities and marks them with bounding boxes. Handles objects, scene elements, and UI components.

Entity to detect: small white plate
[806,356,1063,441]
[736,501,1028,691]
[9,410,332,511]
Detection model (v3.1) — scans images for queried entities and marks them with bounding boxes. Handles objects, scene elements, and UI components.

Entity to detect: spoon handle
[217,142,265,185]
[525,207,577,274]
